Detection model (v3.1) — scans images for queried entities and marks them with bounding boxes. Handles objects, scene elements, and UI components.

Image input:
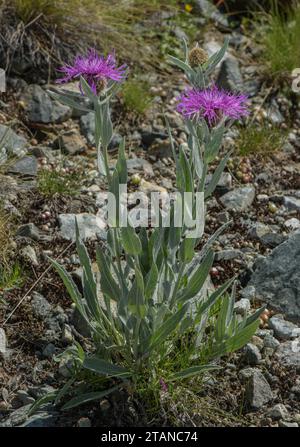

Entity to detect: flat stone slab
[58,213,107,242]
[248,230,300,322]
[219,186,255,211]
[274,339,300,370]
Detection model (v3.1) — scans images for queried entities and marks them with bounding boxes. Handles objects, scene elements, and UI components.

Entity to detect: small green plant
[237,122,286,156]
[0,262,24,292]
[37,165,84,197]
[0,201,22,295]
[33,40,263,416]
[259,1,300,78]
[0,203,14,269]
[122,79,153,115]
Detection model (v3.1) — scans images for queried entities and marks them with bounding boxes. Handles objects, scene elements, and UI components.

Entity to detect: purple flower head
[177,86,249,125]
[159,378,168,393]
[57,49,127,95]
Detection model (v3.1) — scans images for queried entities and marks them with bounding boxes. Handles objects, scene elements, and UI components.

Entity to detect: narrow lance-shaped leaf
[205,150,232,199]
[203,38,229,75]
[83,356,132,378]
[128,267,146,318]
[196,277,235,320]
[120,225,142,256]
[96,247,121,302]
[48,90,92,113]
[148,304,189,353]
[75,220,97,296]
[50,258,87,318]
[168,364,219,382]
[145,261,158,301]
[62,386,119,411]
[177,250,214,303]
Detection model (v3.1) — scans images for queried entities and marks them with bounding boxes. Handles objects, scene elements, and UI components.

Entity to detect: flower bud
[188,45,209,67]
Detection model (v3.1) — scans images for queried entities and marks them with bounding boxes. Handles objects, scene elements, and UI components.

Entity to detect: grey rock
[217,57,243,92]
[259,232,287,248]
[278,421,298,428]
[234,298,251,316]
[0,147,7,165]
[248,222,270,240]
[42,343,58,358]
[268,404,289,421]
[148,139,173,158]
[275,339,300,369]
[78,417,92,427]
[0,124,27,158]
[58,357,73,378]
[20,245,39,266]
[290,385,300,400]
[31,292,52,318]
[215,249,244,261]
[54,130,86,155]
[61,324,73,344]
[242,343,262,366]
[240,286,255,301]
[217,211,230,224]
[206,172,232,191]
[284,218,300,232]
[20,412,58,427]
[195,0,229,28]
[284,196,300,212]
[263,334,280,350]
[269,317,300,341]
[249,231,300,322]
[249,222,286,247]
[8,156,38,176]
[22,84,71,124]
[244,79,262,98]
[0,328,7,359]
[79,112,95,146]
[80,112,121,150]
[245,370,274,410]
[17,223,41,241]
[0,404,31,427]
[127,158,154,177]
[269,100,284,124]
[238,367,259,384]
[2,199,21,217]
[27,385,57,400]
[220,186,255,211]
[58,213,107,242]
[16,390,35,405]
[0,403,57,427]
[141,130,168,147]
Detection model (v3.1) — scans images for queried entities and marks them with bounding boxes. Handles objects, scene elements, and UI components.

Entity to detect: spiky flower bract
[188,45,209,67]
[177,86,249,125]
[57,49,127,95]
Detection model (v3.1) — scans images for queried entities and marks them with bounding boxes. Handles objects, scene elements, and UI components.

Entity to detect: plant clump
[31,38,264,418]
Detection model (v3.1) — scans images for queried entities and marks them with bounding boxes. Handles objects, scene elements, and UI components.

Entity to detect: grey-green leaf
[83,356,132,378]
[61,386,118,411]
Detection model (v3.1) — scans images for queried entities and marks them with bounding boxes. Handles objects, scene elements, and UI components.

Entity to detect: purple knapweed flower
[57,49,127,95]
[177,86,249,125]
